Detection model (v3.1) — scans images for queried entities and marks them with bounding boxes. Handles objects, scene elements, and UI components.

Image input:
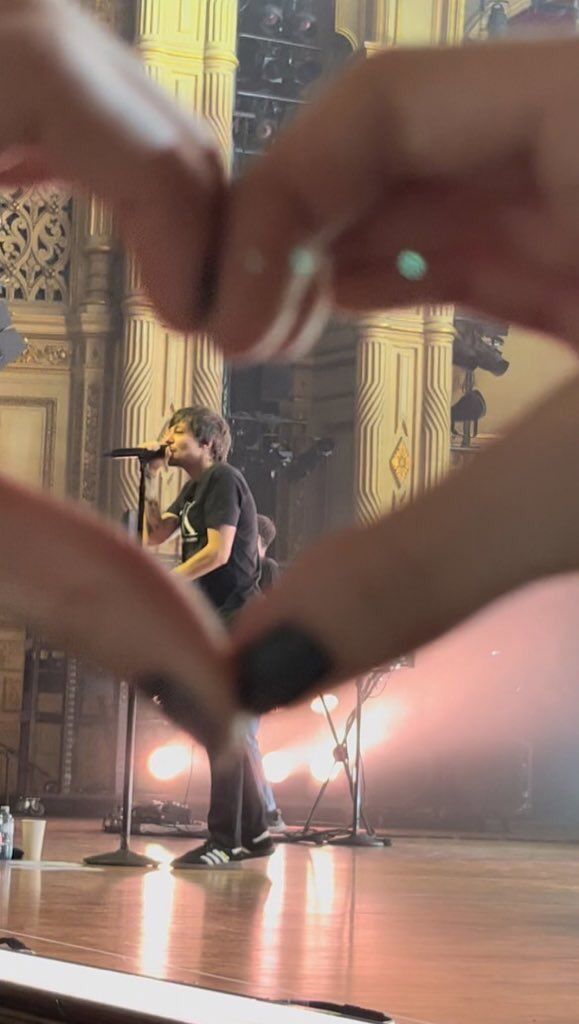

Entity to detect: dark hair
[169,406,231,463]
[257,514,276,550]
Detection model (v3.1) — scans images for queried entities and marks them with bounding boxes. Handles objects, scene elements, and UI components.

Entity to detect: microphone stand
[287,671,392,848]
[84,452,158,868]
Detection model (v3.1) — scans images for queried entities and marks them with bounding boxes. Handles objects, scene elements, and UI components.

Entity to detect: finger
[0,0,224,330]
[231,374,579,712]
[212,39,574,358]
[335,247,579,351]
[0,144,56,184]
[0,473,236,750]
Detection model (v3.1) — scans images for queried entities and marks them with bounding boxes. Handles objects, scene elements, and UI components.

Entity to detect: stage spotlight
[453,317,509,376]
[451,388,487,437]
[260,3,284,34]
[147,744,191,782]
[291,56,323,87]
[487,1,509,36]
[309,748,340,784]
[262,53,287,85]
[290,9,318,41]
[253,117,277,143]
[263,750,294,784]
[310,694,339,715]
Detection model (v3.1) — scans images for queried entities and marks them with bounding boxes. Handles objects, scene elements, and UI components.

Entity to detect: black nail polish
[236,625,335,713]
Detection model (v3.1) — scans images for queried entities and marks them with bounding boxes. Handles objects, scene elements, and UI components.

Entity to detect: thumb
[0,144,57,185]
[231,375,579,711]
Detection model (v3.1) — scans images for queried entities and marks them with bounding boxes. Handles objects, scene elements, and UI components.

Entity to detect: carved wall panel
[0,397,56,490]
[0,367,71,496]
[0,187,72,304]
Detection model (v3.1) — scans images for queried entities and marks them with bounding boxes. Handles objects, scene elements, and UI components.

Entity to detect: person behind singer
[245,514,286,833]
[145,406,272,868]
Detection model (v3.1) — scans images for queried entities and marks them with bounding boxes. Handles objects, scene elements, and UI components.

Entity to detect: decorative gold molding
[16,342,71,369]
[335,0,366,50]
[81,380,102,504]
[390,437,410,486]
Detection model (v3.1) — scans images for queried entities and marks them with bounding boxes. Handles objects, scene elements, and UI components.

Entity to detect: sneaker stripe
[252,830,271,845]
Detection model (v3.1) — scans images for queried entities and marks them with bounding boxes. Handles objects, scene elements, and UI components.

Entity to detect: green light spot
[396,250,428,281]
[289,246,320,277]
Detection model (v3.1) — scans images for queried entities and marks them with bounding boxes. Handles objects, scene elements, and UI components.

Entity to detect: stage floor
[0,820,577,1024]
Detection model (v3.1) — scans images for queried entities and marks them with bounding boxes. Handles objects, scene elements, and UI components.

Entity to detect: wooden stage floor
[0,820,577,1024]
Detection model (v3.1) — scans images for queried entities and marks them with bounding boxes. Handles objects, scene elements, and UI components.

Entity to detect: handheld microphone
[103,444,168,461]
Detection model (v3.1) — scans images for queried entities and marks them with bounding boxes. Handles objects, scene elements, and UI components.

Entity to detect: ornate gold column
[355,310,424,521]
[421,305,455,490]
[189,0,239,412]
[116,0,210,513]
[203,0,238,163]
[68,194,117,510]
[354,1,465,522]
[117,262,156,514]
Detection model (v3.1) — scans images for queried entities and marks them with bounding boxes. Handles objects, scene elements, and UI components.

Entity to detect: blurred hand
[0,0,224,330]
[6,7,579,731]
[232,374,579,712]
[212,40,579,362]
[140,441,170,475]
[0,472,235,750]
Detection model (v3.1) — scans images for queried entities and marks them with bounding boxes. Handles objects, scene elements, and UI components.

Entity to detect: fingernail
[277,287,331,363]
[236,625,335,713]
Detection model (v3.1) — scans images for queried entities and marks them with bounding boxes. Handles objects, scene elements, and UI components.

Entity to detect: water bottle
[0,806,14,861]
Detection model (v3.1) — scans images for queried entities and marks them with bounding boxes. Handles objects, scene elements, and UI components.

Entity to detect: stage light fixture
[263,750,295,783]
[291,56,323,87]
[260,3,284,34]
[309,749,341,784]
[451,388,487,438]
[290,9,318,42]
[453,313,509,376]
[253,116,278,143]
[147,743,191,782]
[487,1,509,36]
[262,53,287,85]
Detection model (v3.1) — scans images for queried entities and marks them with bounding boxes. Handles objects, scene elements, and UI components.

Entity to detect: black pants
[207,743,268,849]
[207,604,267,850]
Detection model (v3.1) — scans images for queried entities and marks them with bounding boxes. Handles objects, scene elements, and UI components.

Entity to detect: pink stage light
[147,743,191,781]
[309,746,341,783]
[262,750,297,784]
[310,694,339,715]
[262,697,408,786]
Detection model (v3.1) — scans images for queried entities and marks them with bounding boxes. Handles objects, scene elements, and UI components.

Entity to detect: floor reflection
[139,843,176,977]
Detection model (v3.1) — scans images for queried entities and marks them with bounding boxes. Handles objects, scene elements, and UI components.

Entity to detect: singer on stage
[144,406,272,868]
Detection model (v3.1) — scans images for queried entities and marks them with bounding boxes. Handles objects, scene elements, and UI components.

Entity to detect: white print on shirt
[181,500,199,542]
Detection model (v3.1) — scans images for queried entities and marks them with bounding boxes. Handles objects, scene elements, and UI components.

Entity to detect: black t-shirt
[167,463,260,615]
[259,556,280,591]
